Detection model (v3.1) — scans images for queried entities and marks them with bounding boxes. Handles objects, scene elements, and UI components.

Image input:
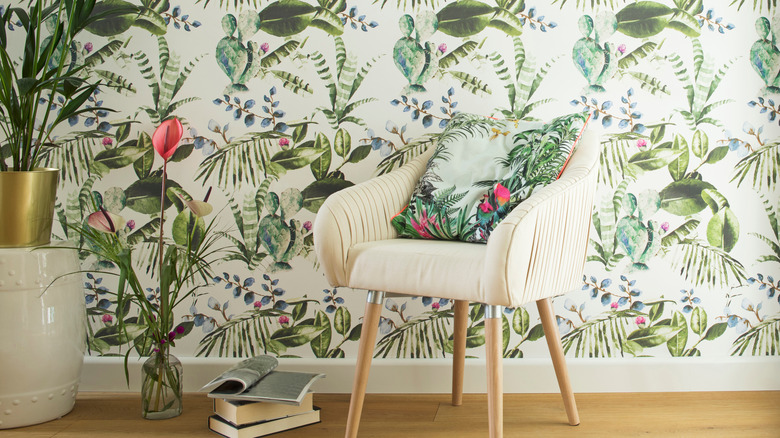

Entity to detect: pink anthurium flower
[152,118,183,161]
[494,183,510,206]
[88,208,126,233]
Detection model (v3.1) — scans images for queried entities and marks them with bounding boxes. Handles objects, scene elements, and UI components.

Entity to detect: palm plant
[0,0,121,171]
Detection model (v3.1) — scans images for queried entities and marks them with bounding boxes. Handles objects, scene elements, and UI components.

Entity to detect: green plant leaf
[666,8,701,37]
[615,1,673,38]
[691,129,708,159]
[334,306,351,336]
[666,311,688,357]
[301,177,354,212]
[310,310,332,357]
[706,207,739,252]
[346,145,372,163]
[258,0,316,37]
[271,147,327,170]
[85,0,139,36]
[628,147,682,173]
[124,177,181,214]
[627,324,681,349]
[511,307,529,335]
[436,0,494,37]
[271,323,327,348]
[703,322,727,341]
[660,179,717,216]
[333,128,351,159]
[690,307,706,336]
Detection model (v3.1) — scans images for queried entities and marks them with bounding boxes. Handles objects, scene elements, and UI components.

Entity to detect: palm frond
[731,141,780,193]
[196,309,284,357]
[665,240,747,287]
[197,134,285,189]
[731,315,780,356]
[375,134,437,176]
[562,310,644,357]
[374,310,454,358]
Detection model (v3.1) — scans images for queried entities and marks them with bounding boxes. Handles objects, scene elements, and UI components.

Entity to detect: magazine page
[208,371,325,405]
[199,355,279,394]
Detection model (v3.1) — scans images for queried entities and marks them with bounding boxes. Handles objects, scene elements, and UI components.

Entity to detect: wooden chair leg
[537,297,580,426]
[451,300,468,406]
[485,305,503,438]
[345,291,385,438]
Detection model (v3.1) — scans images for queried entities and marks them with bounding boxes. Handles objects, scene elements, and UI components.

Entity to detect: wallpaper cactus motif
[6,0,777,360]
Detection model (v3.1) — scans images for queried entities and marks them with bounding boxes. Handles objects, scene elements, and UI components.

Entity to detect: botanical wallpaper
[8,0,778,360]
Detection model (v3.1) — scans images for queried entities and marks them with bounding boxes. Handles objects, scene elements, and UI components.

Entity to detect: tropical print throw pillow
[391,112,589,243]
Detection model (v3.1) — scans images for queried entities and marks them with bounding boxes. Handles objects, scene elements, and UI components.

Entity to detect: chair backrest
[483,129,601,307]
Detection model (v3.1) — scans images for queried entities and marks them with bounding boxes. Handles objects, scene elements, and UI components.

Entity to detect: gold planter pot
[0,168,59,248]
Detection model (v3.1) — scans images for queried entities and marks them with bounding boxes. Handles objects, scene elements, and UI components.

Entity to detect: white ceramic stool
[0,243,86,429]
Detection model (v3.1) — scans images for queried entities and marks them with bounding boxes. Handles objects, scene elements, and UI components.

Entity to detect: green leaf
[258,0,316,37]
[310,147,331,180]
[700,188,729,213]
[301,177,354,213]
[666,311,688,357]
[648,302,664,322]
[436,0,494,37]
[703,146,729,165]
[333,128,351,159]
[347,323,362,341]
[465,325,485,348]
[628,147,682,173]
[310,310,332,357]
[690,307,706,336]
[92,146,147,173]
[271,147,327,170]
[666,8,701,37]
[660,179,717,216]
[707,207,739,252]
[172,209,205,247]
[526,323,545,342]
[124,178,180,214]
[702,322,727,341]
[334,306,351,336]
[615,1,673,38]
[488,7,523,36]
[133,6,167,35]
[512,307,529,335]
[691,129,708,159]
[310,7,344,36]
[346,145,372,163]
[667,147,689,181]
[85,0,139,36]
[627,324,681,349]
[271,323,327,347]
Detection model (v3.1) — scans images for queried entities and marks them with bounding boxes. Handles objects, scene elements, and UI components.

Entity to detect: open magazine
[200,355,324,405]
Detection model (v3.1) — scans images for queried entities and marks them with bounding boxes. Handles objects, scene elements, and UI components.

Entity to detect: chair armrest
[484,130,600,307]
[314,149,434,287]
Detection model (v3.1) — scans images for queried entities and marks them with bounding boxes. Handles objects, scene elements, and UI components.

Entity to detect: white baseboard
[79,356,780,393]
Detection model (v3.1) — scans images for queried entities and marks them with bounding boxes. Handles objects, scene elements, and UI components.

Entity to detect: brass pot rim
[0,168,59,174]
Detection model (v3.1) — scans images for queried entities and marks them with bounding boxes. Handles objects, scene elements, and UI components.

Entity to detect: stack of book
[202,356,324,438]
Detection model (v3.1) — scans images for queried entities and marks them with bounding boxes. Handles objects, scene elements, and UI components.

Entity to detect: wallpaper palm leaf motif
[3,0,775,359]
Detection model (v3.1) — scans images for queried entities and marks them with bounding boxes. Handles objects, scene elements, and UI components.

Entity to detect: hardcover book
[208,407,321,438]
[214,392,315,426]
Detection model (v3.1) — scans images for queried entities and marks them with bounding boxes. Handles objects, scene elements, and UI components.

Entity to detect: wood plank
[2,391,778,437]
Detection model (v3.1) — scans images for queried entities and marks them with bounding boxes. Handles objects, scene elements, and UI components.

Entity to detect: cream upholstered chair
[314,129,600,437]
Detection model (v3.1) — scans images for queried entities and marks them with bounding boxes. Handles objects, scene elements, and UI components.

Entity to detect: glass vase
[141,349,183,420]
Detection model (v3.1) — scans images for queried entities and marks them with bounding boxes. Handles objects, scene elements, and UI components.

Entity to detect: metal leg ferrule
[366,290,386,305]
[485,304,503,319]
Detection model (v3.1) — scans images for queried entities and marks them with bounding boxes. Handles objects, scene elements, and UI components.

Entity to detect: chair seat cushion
[391,112,589,243]
[346,238,491,303]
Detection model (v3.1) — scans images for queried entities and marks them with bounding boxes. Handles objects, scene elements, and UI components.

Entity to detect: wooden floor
[4,391,779,437]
